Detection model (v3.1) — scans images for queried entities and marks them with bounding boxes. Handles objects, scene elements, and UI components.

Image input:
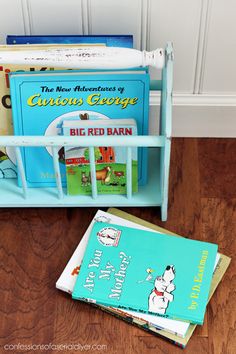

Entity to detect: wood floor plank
[160,138,202,238]
[201,198,236,354]
[198,138,236,199]
[0,208,62,348]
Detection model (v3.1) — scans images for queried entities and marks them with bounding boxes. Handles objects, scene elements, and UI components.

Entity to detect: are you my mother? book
[72,223,218,324]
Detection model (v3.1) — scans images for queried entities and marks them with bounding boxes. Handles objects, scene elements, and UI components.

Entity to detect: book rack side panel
[159,43,173,221]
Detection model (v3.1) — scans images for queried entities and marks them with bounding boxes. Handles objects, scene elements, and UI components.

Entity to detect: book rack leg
[89,146,98,199]
[160,138,171,222]
[15,146,27,199]
[126,147,132,199]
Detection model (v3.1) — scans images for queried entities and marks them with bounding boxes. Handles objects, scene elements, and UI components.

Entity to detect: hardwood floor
[0,138,235,354]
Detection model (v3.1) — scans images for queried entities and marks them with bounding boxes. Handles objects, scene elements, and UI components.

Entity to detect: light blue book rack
[0,43,173,221]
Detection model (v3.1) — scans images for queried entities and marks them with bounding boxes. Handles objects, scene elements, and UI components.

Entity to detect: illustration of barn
[65,146,115,166]
[97,147,115,163]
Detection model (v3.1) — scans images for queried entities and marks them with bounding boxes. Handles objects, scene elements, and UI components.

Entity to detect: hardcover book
[63,118,138,195]
[72,221,218,324]
[6,35,133,48]
[10,69,149,187]
[56,209,220,339]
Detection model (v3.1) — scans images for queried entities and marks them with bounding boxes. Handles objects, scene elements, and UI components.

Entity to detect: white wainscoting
[0,0,235,137]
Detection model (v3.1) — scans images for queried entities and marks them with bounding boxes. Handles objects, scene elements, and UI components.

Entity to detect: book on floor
[10,69,149,187]
[106,208,231,347]
[56,210,193,338]
[72,216,218,324]
[56,209,225,344]
[63,118,138,195]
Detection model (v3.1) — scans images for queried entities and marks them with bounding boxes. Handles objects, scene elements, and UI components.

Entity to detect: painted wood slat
[27,0,83,34]
[52,146,63,199]
[126,147,132,199]
[201,0,236,93]
[148,0,202,93]
[0,0,25,43]
[0,135,166,147]
[88,0,142,49]
[14,146,27,198]
[89,146,98,199]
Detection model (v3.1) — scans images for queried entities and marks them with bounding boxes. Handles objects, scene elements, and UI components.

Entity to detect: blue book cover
[63,118,138,195]
[72,222,218,325]
[10,69,149,187]
[6,35,133,48]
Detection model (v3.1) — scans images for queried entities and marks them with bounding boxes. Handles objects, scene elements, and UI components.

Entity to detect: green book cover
[63,118,138,195]
[72,222,218,324]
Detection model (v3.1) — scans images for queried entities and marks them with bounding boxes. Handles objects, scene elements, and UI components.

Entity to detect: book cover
[56,209,220,339]
[10,69,149,187]
[63,118,138,195]
[72,221,218,324]
[6,35,133,48]
[107,208,231,347]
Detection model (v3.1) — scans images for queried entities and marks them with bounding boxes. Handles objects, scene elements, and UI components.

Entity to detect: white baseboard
[149,93,236,137]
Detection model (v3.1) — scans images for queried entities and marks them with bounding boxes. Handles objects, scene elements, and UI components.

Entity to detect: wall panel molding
[0,0,25,42]
[20,0,31,35]
[150,92,236,107]
[81,0,89,35]
[200,0,236,93]
[193,0,210,93]
[0,0,235,137]
[140,0,150,50]
[148,0,202,93]
[197,0,212,94]
[87,0,143,49]
[149,92,236,137]
[27,0,83,35]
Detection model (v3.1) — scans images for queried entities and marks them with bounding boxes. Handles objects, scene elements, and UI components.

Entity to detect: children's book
[107,209,230,347]
[6,35,133,48]
[10,69,149,187]
[56,209,220,339]
[63,118,138,195]
[72,220,218,324]
[0,43,102,178]
[56,208,230,348]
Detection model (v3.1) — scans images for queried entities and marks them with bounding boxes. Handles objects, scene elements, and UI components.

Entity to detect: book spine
[75,295,200,325]
[0,47,165,69]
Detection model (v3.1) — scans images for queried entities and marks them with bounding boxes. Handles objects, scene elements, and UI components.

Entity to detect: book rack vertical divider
[0,43,173,221]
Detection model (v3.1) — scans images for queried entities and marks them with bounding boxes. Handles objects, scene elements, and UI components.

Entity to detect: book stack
[56,208,230,348]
